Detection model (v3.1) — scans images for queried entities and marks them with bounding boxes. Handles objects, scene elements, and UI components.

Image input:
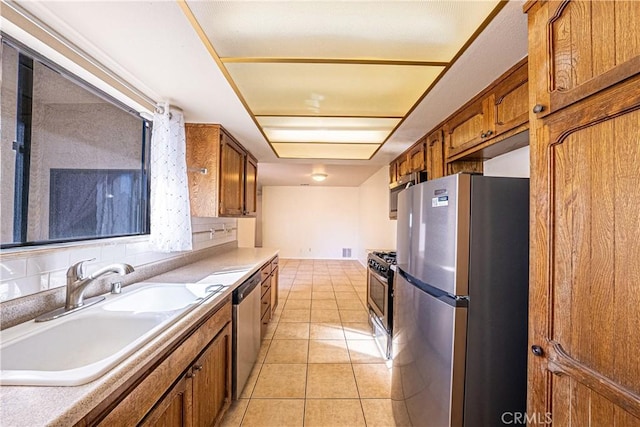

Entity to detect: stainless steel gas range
[366,250,396,359]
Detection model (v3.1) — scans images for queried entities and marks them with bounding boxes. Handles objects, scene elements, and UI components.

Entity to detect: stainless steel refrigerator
[392,173,529,427]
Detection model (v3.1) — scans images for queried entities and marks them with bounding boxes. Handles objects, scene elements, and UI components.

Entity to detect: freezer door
[407,173,471,296]
[392,270,468,427]
[396,184,414,272]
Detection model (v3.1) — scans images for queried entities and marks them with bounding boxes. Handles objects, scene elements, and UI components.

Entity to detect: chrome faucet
[65,260,134,310]
[35,259,135,322]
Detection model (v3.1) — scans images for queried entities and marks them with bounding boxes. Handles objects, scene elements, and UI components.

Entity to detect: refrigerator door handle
[399,268,469,308]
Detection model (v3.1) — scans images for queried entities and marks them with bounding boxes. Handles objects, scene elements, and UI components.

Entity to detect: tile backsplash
[0,217,237,302]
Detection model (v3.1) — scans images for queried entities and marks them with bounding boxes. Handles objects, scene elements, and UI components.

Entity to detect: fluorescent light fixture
[311,173,328,182]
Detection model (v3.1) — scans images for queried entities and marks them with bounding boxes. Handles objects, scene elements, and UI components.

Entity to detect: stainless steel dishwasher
[232,271,261,399]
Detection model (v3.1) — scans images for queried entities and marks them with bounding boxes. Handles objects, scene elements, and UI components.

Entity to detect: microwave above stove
[389,171,427,219]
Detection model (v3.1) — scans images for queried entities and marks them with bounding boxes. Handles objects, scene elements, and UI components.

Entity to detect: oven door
[367,268,390,331]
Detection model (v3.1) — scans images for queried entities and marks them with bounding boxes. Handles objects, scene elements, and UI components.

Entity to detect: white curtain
[149,102,193,252]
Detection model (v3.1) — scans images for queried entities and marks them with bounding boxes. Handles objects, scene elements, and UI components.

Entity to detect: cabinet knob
[480,131,486,138]
[485,130,493,137]
[193,364,203,372]
[533,104,545,114]
[531,345,544,357]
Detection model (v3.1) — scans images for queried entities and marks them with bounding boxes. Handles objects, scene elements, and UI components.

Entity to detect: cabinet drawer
[260,310,270,339]
[261,274,271,296]
[260,264,271,282]
[270,256,279,271]
[261,287,271,318]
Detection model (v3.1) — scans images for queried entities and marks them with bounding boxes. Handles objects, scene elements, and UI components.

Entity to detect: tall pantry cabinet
[525,0,640,424]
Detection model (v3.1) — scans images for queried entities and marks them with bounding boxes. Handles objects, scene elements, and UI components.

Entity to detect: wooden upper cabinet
[397,155,410,177]
[219,133,245,216]
[186,124,257,218]
[186,124,220,218]
[244,154,257,216]
[445,96,495,158]
[491,59,529,136]
[408,139,426,173]
[528,0,640,118]
[389,160,399,184]
[425,129,445,180]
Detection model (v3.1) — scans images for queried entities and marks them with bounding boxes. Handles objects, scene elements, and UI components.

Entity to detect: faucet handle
[67,258,96,279]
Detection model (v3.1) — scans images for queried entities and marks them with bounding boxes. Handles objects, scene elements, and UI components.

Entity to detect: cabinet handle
[186,371,194,378]
[193,364,203,372]
[532,104,545,114]
[263,301,268,305]
[485,130,493,137]
[480,131,486,138]
[531,345,544,357]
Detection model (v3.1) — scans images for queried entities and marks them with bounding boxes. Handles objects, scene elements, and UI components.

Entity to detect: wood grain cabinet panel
[527,0,640,423]
[244,155,257,216]
[140,374,192,427]
[191,322,232,427]
[445,96,495,158]
[529,0,640,118]
[389,160,399,184]
[425,129,445,180]
[397,155,410,177]
[408,139,426,173]
[186,124,257,218]
[219,133,245,216]
[491,60,529,136]
[270,265,279,315]
[186,124,220,218]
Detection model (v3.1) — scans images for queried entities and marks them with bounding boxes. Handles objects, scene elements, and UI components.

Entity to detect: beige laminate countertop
[0,247,278,427]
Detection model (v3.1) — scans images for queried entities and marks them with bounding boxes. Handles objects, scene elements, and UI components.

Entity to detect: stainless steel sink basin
[0,281,230,386]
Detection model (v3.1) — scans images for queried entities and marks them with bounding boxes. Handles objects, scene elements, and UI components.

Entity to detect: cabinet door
[186,124,220,218]
[389,160,399,184]
[397,155,410,177]
[528,0,640,119]
[408,140,426,173]
[191,322,232,427]
[445,97,494,157]
[425,129,445,180]
[140,375,193,427]
[219,132,245,216]
[528,81,640,427]
[244,154,257,216]
[491,60,528,136]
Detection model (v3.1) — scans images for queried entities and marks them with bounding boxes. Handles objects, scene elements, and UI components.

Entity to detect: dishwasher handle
[233,271,261,304]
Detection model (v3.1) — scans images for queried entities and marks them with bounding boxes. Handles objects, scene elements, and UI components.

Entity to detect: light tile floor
[221,259,409,427]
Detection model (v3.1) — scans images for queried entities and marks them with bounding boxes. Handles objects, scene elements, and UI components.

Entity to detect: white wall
[262,186,359,259]
[237,217,256,248]
[483,145,530,177]
[357,166,397,265]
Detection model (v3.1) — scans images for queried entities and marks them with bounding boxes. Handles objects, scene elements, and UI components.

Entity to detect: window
[1,36,150,248]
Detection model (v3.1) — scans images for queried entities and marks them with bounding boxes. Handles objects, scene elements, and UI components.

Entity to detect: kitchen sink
[0,281,230,386]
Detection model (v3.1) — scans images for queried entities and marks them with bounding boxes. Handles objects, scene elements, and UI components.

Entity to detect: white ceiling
[6,0,528,187]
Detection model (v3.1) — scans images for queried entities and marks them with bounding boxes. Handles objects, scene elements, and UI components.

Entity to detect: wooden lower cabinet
[191,322,232,427]
[270,265,278,315]
[259,255,279,339]
[140,374,192,427]
[92,300,232,427]
[142,323,231,427]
